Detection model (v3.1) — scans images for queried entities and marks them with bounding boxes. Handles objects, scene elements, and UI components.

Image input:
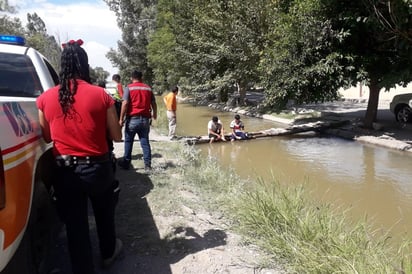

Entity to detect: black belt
[128,115,150,119]
[55,154,110,167]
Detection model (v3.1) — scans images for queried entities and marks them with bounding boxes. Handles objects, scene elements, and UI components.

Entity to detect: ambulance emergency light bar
[0,35,25,46]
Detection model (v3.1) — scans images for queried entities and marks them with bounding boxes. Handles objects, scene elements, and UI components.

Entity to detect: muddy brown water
[175,102,412,244]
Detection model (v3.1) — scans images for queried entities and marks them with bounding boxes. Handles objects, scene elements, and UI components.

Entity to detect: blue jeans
[53,160,116,274]
[231,131,248,140]
[124,116,152,167]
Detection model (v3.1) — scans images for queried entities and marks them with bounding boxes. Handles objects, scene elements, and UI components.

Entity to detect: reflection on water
[175,102,412,241]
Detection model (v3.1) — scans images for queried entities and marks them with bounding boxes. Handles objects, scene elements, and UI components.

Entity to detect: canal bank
[49,98,412,273]
[207,98,412,153]
[100,126,410,274]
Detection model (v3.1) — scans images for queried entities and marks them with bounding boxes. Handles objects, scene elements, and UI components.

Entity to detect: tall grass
[177,145,412,273]
[180,145,241,198]
[153,95,168,135]
[231,178,412,273]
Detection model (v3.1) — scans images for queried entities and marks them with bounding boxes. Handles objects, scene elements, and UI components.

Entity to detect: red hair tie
[62,39,84,48]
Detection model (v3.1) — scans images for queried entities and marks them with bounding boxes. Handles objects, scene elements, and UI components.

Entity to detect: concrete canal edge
[206,101,412,153]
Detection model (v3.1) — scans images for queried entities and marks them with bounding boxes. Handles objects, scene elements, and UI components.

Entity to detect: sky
[9,0,122,77]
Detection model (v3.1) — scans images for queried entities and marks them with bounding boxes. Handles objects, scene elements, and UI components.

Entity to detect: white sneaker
[102,238,123,268]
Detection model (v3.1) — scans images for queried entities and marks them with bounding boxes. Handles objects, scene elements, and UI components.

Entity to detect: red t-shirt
[36,79,114,156]
[126,81,154,118]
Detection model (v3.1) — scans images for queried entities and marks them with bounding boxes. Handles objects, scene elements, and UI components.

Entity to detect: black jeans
[53,160,117,274]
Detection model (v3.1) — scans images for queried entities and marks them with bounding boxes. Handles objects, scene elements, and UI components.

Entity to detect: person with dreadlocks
[36,39,123,274]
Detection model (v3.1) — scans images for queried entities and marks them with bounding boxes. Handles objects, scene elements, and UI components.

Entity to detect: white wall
[339,82,412,101]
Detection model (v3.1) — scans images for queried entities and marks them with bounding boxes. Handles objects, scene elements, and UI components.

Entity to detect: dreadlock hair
[58,39,90,115]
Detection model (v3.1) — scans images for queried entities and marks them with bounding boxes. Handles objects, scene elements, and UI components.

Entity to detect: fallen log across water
[183,119,350,145]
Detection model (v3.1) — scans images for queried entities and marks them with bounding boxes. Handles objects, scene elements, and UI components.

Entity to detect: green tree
[90,66,110,84]
[26,12,47,35]
[169,0,269,104]
[260,0,352,110]
[104,0,157,86]
[0,14,24,36]
[108,0,412,124]
[366,0,412,44]
[259,0,412,128]
[0,0,24,36]
[147,0,179,93]
[0,6,60,72]
[323,0,412,128]
[25,13,61,70]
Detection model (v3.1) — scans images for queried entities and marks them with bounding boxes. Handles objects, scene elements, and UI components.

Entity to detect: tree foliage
[104,0,157,86]
[0,15,24,36]
[1,5,61,72]
[146,0,412,127]
[108,0,412,127]
[259,0,353,110]
[25,13,61,70]
[146,0,179,93]
[90,66,110,84]
[322,0,412,127]
[149,0,271,103]
[111,0,272,101]
[366,0,412,44]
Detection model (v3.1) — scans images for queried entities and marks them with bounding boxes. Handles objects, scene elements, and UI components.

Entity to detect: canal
[174,102,412,243]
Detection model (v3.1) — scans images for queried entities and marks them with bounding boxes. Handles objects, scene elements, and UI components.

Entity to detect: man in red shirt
[36,39,122,273]
[118,70,157,171]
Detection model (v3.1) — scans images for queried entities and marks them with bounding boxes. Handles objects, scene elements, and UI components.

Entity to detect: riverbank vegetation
[152,140,412,273]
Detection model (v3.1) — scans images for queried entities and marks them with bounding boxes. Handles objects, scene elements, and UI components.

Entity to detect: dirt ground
[50,131,282,274]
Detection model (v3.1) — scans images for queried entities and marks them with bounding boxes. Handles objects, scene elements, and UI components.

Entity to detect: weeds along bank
[144,137,412,273]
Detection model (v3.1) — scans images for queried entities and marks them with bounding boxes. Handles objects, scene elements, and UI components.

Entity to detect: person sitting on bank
[208,116,227,143]
[230,114,248,141]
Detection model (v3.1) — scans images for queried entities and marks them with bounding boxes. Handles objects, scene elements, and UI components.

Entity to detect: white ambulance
[0,35,60,273]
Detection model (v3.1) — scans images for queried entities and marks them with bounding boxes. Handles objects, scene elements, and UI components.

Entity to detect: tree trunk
[364,80,380,128]
[238,82,246,105]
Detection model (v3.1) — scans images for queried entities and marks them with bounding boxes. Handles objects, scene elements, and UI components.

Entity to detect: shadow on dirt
[50,165,227,274]
[162,227,227,264]
[97,165,228,274]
